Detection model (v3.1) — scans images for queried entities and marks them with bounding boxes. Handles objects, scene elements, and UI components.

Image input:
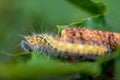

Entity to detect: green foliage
[0,53,101,79]
[57,15,108,35]
[66,0,107,15]
[114,47,120,80]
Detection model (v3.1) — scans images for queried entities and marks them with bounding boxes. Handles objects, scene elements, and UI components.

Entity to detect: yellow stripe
[60,43,69,53]
[71,44,80,53]
[33,35,38,45]
[91,45,97,55]
[98,46,107,56]
[83,45,90,55]
[52,41,59,50]
[98,46,103,56]
[79,45,83,54]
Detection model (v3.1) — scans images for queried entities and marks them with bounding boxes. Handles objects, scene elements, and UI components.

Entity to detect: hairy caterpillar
[21,33,109,61]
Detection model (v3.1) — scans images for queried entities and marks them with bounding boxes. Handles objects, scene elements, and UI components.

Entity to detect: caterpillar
[21,33,109,61]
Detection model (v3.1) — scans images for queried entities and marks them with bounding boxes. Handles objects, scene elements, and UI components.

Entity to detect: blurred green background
[0,0,119,53]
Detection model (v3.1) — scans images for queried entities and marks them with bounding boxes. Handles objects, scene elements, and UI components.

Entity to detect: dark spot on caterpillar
[40,37,43,39]
[54,48,57,51]
[48,44,53,48]
[47,43,52,48]
[28,48,32,52]
[77,54,83,60]
[72,33,76,36]
[31,40,33,43]
[48,43,50,46]
[44,39,47,43]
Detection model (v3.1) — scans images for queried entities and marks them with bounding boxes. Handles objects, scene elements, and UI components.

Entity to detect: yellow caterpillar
[21,34,109,61]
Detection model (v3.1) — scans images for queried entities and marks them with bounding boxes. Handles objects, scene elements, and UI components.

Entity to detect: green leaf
[57,15,108,35]
[0,51,32,63]
[0,51,101,79]
[114,47,120,80]
[66,0,107,15]
[0,61,100,79]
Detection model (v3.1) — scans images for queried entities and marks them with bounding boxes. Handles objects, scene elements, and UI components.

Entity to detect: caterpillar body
[21,34,109,61]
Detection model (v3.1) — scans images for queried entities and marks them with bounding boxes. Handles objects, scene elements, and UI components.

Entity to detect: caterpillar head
[21,34,44,52]
[21,39,33,52]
